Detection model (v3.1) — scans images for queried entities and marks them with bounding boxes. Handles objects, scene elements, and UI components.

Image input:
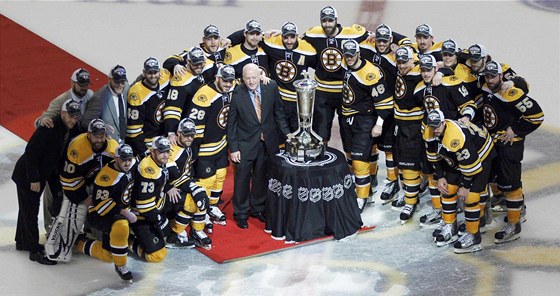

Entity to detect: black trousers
[15,182,45,252]
[233,141,268,220]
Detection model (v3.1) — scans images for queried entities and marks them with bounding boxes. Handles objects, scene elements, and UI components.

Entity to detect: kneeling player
[77,144,137,281]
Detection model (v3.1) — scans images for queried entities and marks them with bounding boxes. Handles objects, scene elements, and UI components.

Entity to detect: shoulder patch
[508,89,518,97]
[450,139,460,149]
[366,72,376,81]
[70,149,79,159]
[128,93,141,105]
[100,174,110,182]
[145,166,155,175]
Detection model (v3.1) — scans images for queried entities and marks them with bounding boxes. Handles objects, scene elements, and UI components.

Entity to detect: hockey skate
[380,180,399,205]
[367,175,379,204]
[400,204,416,224]
[432,220,445,242]
[166,230,195,249]
[454,232,482,254]
[419,209,441,227]
[390,193,405,211]
[191,229,212,250]
[208,205,227,226]
[204,214,213,234]
[435,222,458,247]
[115,264,133,283]
[494,222,521,244]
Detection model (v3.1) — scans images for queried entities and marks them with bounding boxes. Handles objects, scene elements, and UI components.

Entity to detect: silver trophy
[285,71,325,162]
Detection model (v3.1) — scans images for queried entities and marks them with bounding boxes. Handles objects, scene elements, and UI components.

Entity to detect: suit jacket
[82,84,129,143]
[227,80,290,160]
[12,116,69,185]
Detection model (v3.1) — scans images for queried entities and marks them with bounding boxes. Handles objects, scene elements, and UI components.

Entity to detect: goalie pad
[45,196,88,262]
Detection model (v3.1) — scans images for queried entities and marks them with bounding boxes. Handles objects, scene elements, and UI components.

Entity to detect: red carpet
[200,181,375,263]
[0,14,104,141]
[1,14,374,263]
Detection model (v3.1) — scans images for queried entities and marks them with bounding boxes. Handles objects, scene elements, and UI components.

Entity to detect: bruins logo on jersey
[342,84,355,105]
[483,104,497,129]
[154,101,165,123]
[508,89,518,97]
[216,105,230,129]
[122,181,134,205]
[449,76,458,82]
[321,48,343,72]
[395,76,406,99]
[275,60,297,83]
[145,167,155,175]
[100,175,110,182]
[423,96,440,112]
[366,73,376,81]
[450,139,460,149]
[173,75,182,82]
[129,93,140,104]
[224,52,232,63]
[70,149,79,159]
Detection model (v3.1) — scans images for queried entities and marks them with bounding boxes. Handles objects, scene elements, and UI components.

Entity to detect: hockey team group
[11,5,544,282]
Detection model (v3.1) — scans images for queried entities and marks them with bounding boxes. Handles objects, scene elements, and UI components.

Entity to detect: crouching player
[77,144,137,282]
[165,118,211,250]
[424,110,495,253]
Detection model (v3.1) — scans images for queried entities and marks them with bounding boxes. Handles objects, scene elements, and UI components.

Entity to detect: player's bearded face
[470,59,485,73]
[61,112,79,129]
[321,19,337,37]
[217,78,233,93]
[282,35,297,50]
[397,60,414,75]
[152,150,169,166]
[415,36,433,51]
[245,32,261,49]
[88,133,107,151]
[189,62,205,75]
[73,83,89,97]
[144,70,160,87]
[178,133,194,147]
[344,54,359,68]
[204,36,220,53]
[485,74,503,92]
[117,157,133,172]
[442,53,457,68]
[433,123,445,137]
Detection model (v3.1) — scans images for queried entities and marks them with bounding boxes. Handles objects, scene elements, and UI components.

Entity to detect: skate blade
[494,234,520,244]
[454,245,482,254]
[419,221,441,228]
[436,237,458,247]
[212,220,227,226]
[195,242,212,250]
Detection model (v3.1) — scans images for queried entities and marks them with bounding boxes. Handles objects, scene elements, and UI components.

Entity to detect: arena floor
[0,1,559,295]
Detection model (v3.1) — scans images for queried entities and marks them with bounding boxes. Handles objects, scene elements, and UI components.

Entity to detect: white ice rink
[1,1,559,295]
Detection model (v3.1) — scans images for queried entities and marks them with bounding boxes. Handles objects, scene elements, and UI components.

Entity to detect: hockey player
[165,118,212,250]
[46,119,119,262]
[163,47,210,146]
[414,54,477,226]
[303,5,369,142]
[339,40,393,211]
[127,136,173,262]
[359,23,410,203]
[78,144,137,281]
[126,57,171,156]
[188,65,236,230]
[424,110,495,253]
[225,19,269,78]
[481,61,544,244]
[12,99,81,265]
[411,24,443,62]
[163,24,227,77]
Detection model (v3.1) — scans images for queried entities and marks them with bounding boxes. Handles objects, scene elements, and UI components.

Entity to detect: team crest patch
[198,94,208,102]
[366,73,376,81]
[70,149,79,159]
[450,76,458,81]
[450,139,460,149]
[130,93,139,103]
[224,52,232,63]
[100,175,110,182]
[508,89,518,97]
[145,167,155,175]
[173,75,182,82]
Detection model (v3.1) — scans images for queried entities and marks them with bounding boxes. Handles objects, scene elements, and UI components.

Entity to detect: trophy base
[285,141,326,163]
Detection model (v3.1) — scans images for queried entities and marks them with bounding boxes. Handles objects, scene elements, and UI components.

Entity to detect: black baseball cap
[151,136,171,152]
[144,57,160,72]
[375,24,392,42]
[245,19,262,34]
[109,65,128,82]
[427,109,445,128]
[441,39,458,55]
[415,24,433,37]
[468,44,488,61]
[178,118,196,135]
[116,144,134,160]
[216,65,236,82]
[71,68,90,86]
[188,47,206,65]
[419,54,437,70]
[61,99,81,117]
[395,46,413,62]
[484,61,503,76]
[320,6,337,21]
[88,119,107,135]
[204,24,220,38]
[281,22,298,36]
[342,40,360,56]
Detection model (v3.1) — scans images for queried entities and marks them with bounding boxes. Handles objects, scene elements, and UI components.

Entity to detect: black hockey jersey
[90,159,138,217]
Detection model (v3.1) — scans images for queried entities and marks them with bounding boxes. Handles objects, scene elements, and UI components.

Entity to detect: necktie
[254,91,261,122]
[118,94,126,136]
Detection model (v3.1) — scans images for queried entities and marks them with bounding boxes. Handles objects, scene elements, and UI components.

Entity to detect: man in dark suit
[82,65,129,143]
[227,63,290,229]
[12,99,81,265]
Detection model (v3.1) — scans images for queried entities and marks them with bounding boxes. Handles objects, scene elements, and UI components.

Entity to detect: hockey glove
[189,183,209,211]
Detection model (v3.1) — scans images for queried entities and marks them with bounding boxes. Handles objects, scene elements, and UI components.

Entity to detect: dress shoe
[235,219,249,229]
[29,251,57,265]
[17,244,44,252]
[250,212,266,223]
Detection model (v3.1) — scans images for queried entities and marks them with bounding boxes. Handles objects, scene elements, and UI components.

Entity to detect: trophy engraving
[285,71,326,162]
